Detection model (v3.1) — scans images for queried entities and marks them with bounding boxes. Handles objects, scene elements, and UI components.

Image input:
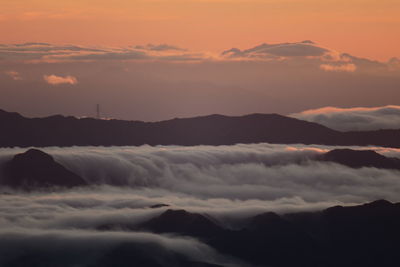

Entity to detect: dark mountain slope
[1,148,86,189]
[1,108,400,147]
[140,209,224,238]
[342,129,400,148]
[0,109,338,147]
[131,200,400,267]
[319,148,400,169]
[87,242,225,267]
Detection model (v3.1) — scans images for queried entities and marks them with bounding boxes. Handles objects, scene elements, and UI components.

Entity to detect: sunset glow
[2,2,400,266]
[1,0,399,60]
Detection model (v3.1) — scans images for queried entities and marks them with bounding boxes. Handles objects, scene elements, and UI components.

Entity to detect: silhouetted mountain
[149,203,170,209]
[319,149,400,170]
[87,242,224,267]
[315,200,400,267]
[7,200,400,266]
[0,109,340,147]
[124,200,400,267]
[341,129,400,148]
[217,211,320,267]
[4,240,224,267]
[140,209,224,238]
[1,148,86,189]
[2,108,400,147]
[98,209,224,235]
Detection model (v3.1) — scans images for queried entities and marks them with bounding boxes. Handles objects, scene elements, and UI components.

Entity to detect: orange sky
[1,0,399,61]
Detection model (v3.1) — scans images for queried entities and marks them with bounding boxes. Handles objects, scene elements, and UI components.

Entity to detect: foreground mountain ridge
[1,109,400,148]
[96,200,400,267]
[2,148,87,189]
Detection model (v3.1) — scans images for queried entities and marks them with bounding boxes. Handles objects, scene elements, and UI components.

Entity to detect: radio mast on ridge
[96,104,100,119]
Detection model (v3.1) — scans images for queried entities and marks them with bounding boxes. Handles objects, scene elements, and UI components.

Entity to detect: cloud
[221,40,331,59]
[44,74,78,85]
[320,63,356,72]
[2,143,400,207]
[0,41,399,121]
[291,105,400,131]
[0,43,203,62]
[0,41,397,76]
[68,50,149,61]
[219,41,396,75]
[339,53,387,72]
[134,44,186,51]
[1,143,400,265]
[0,143,399,235]
[0,229,240,267]
[0,41,396,72]
[4,70,22,80]
[388,57,400,71]
[0,43,107,62]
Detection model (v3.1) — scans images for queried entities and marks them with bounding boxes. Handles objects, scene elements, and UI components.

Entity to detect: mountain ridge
[97,200,400,267]
[1,108,400,148]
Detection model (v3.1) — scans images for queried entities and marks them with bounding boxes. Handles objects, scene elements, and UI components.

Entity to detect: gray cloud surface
[0,229,241,267]
[0,43,203,62]
[291,105,400,131]
[222,40,330,58]
[1,143,400,265]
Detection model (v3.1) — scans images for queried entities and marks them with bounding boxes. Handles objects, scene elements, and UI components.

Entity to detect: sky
[1,0,400,60]
[0,0,399,120]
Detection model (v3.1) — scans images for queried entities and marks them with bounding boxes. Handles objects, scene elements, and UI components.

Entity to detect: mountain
[319,149,400,170]
[1,108,400,147]
[140,209,224,238]
[1,148,86,189]
[123,200,400,267]
[87,242,225,267]
[0,109,338,147]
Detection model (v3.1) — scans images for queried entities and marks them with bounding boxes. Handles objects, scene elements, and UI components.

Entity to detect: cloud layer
[2,143,400,206]
[291,105,400,131]
[0,42,204,63]
[1,41,400,121]
[1,143,400,265]
[221,40,330,59]
[320,63,357,72]
[0,41,397,72]
[0,229,240,267]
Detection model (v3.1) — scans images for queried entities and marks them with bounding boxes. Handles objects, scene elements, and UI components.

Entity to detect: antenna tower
[96,104,100,119]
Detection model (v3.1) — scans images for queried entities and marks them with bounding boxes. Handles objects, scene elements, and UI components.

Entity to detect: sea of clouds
[1,143,400,266]
[291,105,400,131]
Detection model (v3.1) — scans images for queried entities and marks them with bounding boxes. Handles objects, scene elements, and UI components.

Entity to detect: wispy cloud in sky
[0,41,396,72]
[44,74,77,85]
[320,63,357,72]
[4,70,21,80]
[0,41,399,120]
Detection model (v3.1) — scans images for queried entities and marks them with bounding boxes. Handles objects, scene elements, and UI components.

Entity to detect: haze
[1,0,399,120]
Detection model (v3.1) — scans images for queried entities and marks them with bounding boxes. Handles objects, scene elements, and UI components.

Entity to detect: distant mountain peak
[2,148,86,189]
[320,149,400,170]
[1,108,400,148]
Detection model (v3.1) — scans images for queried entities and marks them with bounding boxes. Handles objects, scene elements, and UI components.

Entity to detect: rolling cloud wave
[291,105,400,131]
[1,143,400,266]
